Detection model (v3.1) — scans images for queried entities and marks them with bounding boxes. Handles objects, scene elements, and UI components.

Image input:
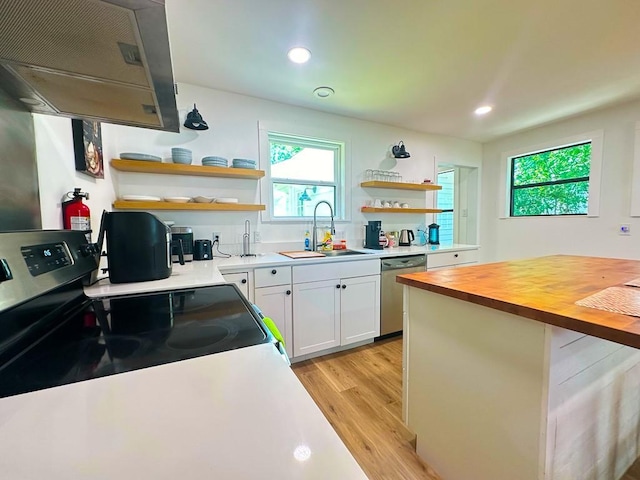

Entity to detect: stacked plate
[171,147,193,165]
[120,153,162,162]
[121,195,161,202]
[232,158,256,169]
[202,156,228,167]
[164,196,191,203]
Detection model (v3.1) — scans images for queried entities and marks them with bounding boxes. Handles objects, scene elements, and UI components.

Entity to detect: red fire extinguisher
[62,188,91,238]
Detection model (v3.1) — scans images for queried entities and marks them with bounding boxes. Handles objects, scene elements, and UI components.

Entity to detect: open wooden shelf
[361,207,442,214]
[360,181,441,191]
[113,201,266,211]
[110,159,265,179]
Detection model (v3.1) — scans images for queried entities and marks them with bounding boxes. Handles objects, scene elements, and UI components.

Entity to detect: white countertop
[84,261,227,297]
[0,343,367,479]
[215,243,479,272]
[85,243,479,297]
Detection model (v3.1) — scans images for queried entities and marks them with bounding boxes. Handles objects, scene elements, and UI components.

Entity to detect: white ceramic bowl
[193,196,215,203]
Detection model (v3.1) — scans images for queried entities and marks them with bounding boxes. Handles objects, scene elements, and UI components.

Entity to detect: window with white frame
[267,132,345,219]
[501,131,603,218]
[509,142,591,216]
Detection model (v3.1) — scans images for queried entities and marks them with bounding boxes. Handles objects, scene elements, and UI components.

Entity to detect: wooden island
[398,255,640,480]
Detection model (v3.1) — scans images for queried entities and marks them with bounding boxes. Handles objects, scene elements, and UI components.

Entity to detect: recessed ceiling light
[475,105,493,116]
[287,47,311,64]
[313,86,335,98]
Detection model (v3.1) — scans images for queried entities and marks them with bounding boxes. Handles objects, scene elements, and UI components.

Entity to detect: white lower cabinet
[292,259,381,358]
[340,275,380,346]
[222,272,251,301]
[292,279,341,357]
[252,266,293,358]
[253,285,293,358]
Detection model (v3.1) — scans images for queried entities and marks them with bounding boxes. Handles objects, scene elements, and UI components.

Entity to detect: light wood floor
[292,336,441,480]
[292,336,640,480]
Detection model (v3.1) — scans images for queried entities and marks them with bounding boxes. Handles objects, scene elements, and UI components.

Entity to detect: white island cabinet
[399,256,640,480]
[292,259,380,358]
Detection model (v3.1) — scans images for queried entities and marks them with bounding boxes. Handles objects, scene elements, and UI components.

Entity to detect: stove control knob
[0,259,13,283]
[80,243,98,257]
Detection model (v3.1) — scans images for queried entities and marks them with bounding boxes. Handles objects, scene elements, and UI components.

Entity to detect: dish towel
[262,317,285,347]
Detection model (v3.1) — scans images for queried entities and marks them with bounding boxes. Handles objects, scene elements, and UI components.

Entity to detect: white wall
[34,83,481,253]
[34,115,116,234]
[481,99,640,263]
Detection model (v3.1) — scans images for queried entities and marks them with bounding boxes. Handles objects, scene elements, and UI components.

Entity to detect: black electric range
[0,230,271,399]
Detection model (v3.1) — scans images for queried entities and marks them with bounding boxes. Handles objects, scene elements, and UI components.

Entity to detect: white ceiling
[165,0,640,143]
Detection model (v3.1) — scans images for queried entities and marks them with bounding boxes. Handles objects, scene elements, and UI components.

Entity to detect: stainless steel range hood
[0,0,179,132]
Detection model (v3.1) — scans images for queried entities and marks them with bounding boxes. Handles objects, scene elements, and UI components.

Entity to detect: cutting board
[279,251,326,259]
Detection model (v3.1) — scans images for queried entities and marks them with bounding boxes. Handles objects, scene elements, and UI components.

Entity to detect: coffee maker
[364,220,383,250]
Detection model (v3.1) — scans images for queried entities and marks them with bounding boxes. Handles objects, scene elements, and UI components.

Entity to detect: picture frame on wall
[72,119,104,179]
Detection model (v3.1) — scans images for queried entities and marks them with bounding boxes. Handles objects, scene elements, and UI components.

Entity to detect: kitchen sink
[321,249,369,257]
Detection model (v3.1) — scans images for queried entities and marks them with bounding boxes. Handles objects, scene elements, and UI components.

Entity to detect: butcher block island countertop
[397,254,640,349]
[398,255,640,480]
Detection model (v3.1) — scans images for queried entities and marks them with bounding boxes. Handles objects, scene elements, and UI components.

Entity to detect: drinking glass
[365,169,373,182]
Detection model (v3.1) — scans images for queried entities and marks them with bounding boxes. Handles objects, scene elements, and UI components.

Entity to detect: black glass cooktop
[0,284,270,398]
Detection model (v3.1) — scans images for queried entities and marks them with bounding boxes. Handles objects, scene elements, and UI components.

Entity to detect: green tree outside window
[510,142,591,216]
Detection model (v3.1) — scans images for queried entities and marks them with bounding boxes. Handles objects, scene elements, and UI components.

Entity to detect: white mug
[382,201,391,208]
[393,201,401,208]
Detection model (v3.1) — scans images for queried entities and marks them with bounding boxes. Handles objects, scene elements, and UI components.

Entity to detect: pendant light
[183,104,208,130]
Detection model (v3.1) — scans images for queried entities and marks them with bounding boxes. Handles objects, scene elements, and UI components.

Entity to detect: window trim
[630,121,640,216]
[499,130,603,219]
[509,141,591,217]
[258,122,350,223]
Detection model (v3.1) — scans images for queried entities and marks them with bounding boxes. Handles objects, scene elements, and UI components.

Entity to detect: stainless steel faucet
[312,201,335,251]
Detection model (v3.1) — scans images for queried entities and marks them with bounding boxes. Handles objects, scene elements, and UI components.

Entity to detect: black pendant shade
[392,141,410,158]
[184,104,209,130]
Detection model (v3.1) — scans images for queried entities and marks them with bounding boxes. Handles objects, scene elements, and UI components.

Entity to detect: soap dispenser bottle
[304,230,311,251]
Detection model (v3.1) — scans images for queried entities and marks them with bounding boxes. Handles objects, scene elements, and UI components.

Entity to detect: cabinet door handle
[241,279,247,284]
[341,284,346,289]
[454,254,459,258]
[336,284,341,289]
[286,290,291,295]
[271,269,277,275]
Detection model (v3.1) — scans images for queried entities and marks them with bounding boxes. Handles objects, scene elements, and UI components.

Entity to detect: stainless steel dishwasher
[380,254,427,336]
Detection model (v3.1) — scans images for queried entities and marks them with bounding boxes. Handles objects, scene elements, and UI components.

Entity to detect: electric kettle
[399,229,414,246]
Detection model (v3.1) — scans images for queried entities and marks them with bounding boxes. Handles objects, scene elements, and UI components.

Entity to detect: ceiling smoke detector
[313,86,335,98]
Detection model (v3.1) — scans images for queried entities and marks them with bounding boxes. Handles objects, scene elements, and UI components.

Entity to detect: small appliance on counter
[170,226,194,262]
[100,211,182,284]
[399,229,415,246]
[428,223,440,245]
[194,239,212,260]
[364,220,383,250]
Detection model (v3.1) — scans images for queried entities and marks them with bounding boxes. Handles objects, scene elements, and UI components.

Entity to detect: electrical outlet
[254,231,261,243]
[212,232,221,243]
[619,224,631,235]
